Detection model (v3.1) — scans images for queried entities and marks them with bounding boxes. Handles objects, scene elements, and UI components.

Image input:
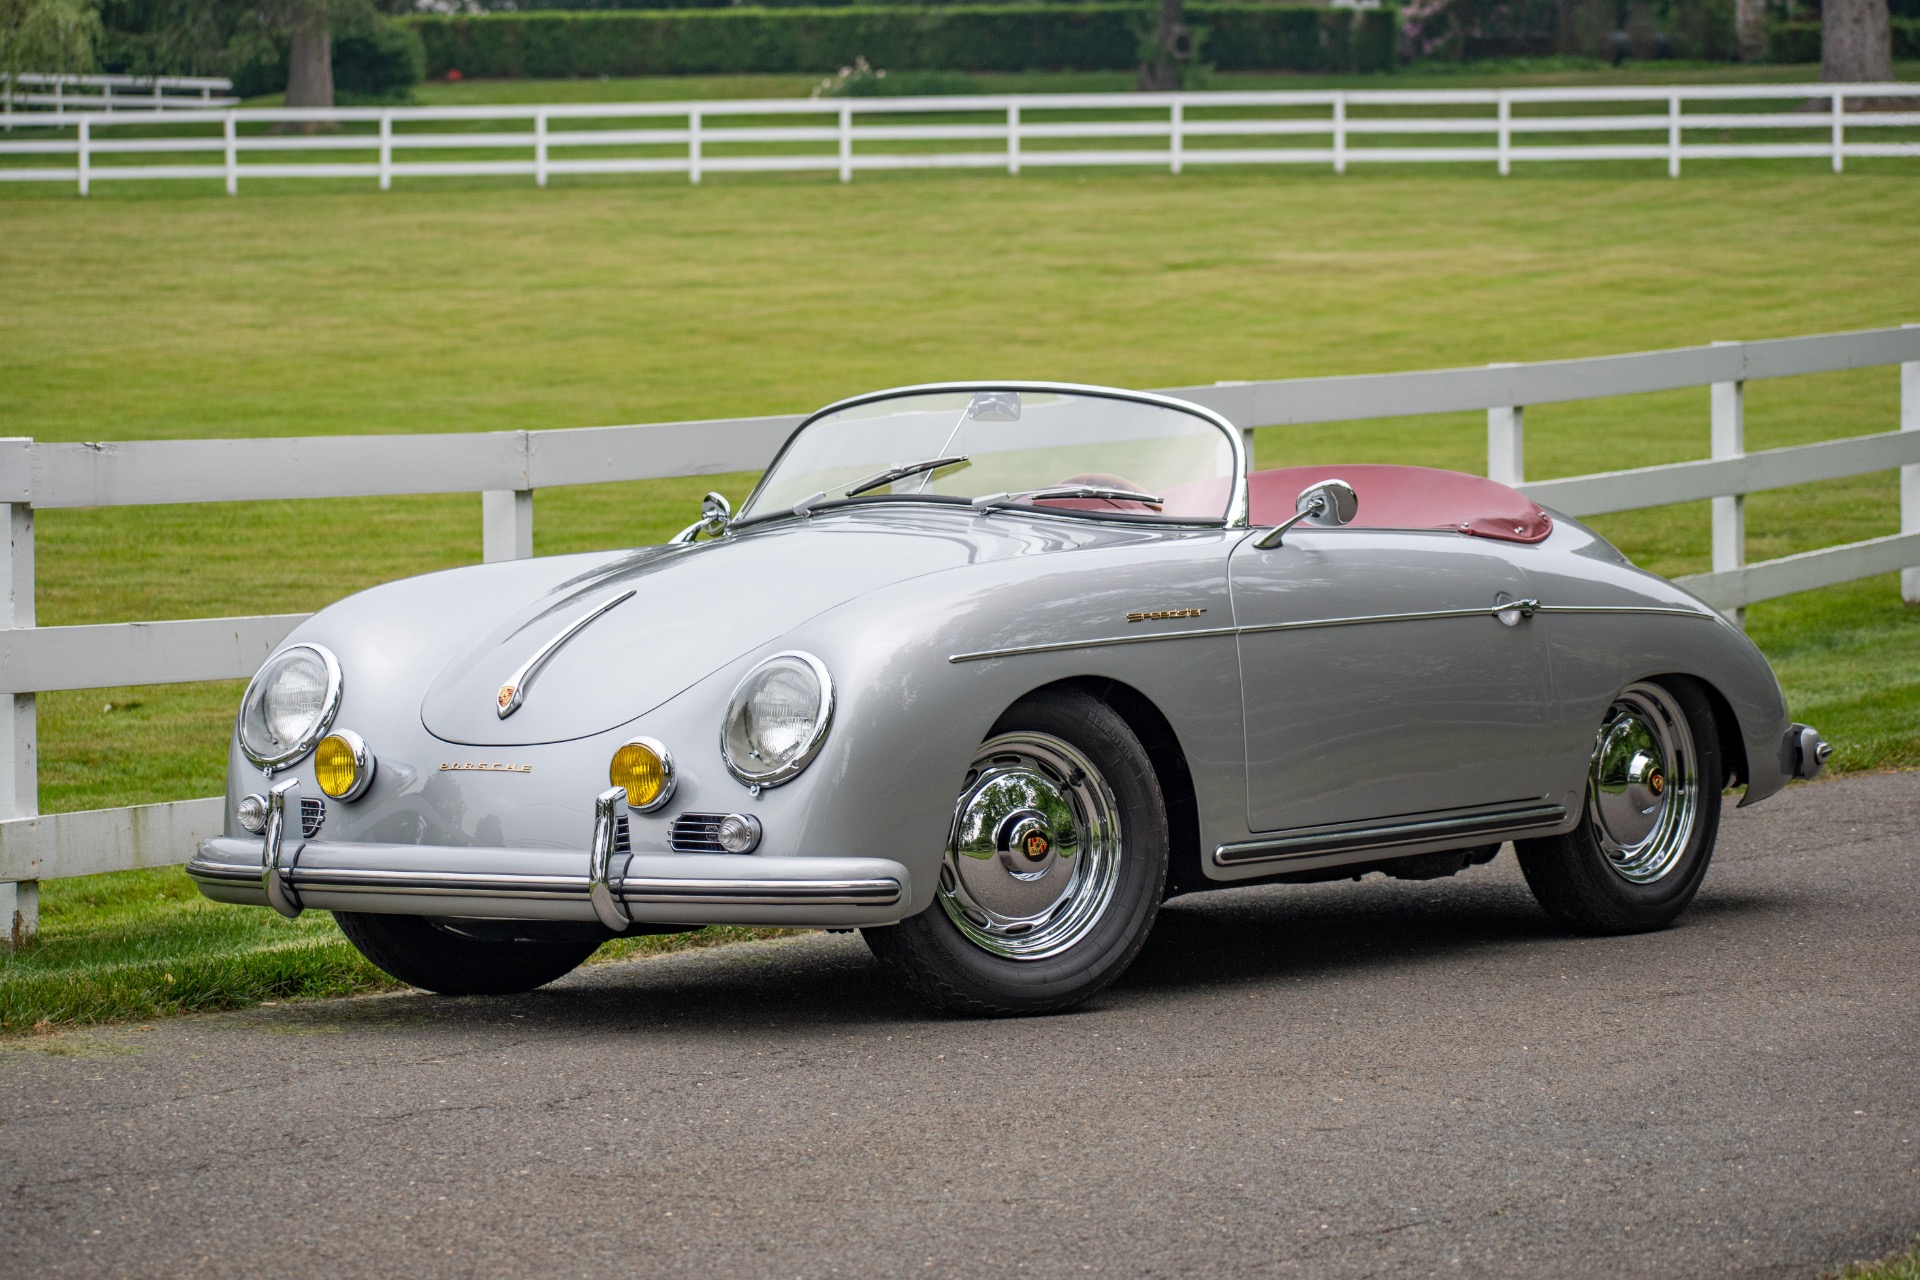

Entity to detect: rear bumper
[187,832,910,929]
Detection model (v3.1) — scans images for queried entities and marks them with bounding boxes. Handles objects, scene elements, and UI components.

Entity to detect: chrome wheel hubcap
[1589,682,1699,885]
[939,731,1123,960]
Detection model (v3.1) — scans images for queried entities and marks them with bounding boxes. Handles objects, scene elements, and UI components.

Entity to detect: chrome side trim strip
[187,856,266,885]
[293,867,590,898]
[1213,802,1568,867]
[497,589,636,719]
[948,601,1715,663]
[1533,605,1715,619]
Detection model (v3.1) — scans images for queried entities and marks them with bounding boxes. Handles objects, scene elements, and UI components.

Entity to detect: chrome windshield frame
[735,381,1251,530]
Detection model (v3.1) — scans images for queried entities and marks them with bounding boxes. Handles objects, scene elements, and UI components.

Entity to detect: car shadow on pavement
[247,867,1782,1039]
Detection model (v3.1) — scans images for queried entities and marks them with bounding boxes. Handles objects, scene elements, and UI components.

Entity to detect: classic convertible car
[190,383,1829,1014]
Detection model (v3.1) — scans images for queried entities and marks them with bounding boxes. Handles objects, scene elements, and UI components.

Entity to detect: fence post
[1903,322,1918,606]
[378,111,392,192]
[1486,363,1523,486]
[1497,91,1510,176]
[483,490,534,563]
[77,115,89,197]
[224,112,237,196]
[1170,99,1183,175]
[839,102,852,184]
[1831,91,1845,174]
[688,108,702,186]
[534,109,547,189]
[1007,103,1019,177]
[1711,339,1746,627]
[1332,93,1346,175]
[0,492,37,945]
[1667,91,1681,178]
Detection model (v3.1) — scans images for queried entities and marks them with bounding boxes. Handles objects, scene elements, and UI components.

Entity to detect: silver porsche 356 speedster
[190,383,1829,1015]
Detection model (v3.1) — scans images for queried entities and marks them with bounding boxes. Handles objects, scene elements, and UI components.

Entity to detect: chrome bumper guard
[187,782,908,928]
[1785,723,1832,782]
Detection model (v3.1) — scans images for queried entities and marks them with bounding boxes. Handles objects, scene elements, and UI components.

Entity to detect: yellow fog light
[610,737,675,812]
[314,730,375,801]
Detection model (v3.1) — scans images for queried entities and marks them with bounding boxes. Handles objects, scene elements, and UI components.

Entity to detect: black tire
[1516,676,1724,935]
[333,912,603,996]
[863,687,1169,1016]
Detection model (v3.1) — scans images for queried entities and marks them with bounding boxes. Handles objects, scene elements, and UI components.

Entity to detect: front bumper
[187,785,909,929]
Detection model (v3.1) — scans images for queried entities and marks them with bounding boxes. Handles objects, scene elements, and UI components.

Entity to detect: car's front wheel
[333,912,604,996]
[863,687,1169,1016]
[1516,677,1725,935]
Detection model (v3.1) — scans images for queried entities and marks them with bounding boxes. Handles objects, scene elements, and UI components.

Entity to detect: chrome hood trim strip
[495,589,635,719]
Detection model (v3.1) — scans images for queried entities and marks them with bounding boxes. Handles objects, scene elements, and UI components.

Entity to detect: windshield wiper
[972,485,1164,512]
[844,455,971,499]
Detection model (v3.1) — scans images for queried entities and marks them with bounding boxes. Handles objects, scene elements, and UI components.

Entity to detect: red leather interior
[1249,464,1552,544]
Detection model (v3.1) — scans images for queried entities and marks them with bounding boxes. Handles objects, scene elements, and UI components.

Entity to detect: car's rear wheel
[1516,677,1724,935]
[333,912,604,996]
[863,687,1168,1016]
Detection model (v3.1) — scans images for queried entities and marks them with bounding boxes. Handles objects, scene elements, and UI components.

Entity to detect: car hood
[420,516,989,747]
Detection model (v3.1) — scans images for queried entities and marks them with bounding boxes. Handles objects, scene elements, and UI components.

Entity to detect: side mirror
[673,491,732,543]
[1254,478,1358,549]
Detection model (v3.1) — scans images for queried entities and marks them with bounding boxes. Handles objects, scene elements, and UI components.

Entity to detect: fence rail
[1,83,1916,191]
[2,72,236,122]
[1,323,1916,942]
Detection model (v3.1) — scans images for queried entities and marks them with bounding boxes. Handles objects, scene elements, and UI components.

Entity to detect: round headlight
[720,651,833,787]
[610,737,676,812]
[238,644,342,769]
[314,730,375,801]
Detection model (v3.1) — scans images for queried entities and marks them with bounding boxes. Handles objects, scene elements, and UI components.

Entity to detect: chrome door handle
[1492,596,1539,625]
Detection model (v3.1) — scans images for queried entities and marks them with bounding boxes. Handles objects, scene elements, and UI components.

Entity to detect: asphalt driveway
[2,770,1915,1278]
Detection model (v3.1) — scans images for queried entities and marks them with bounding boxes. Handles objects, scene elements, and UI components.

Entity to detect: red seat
[1248,464,1552,544]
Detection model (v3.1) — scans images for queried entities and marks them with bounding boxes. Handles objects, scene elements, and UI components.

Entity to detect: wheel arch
[1649,671,1749,791]
[1010,676,1205,901]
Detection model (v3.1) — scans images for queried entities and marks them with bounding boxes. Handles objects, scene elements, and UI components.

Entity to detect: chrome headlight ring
[238,643,343,771]
[720,651,834,789]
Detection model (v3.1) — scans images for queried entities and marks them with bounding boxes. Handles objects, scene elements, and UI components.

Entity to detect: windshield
[739,388,1240,524]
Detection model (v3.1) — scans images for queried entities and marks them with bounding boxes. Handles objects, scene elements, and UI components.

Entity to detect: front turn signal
[314,730,375,801]
[610,737,675,812]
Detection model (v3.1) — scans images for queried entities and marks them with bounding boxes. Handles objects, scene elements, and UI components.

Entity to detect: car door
[1229,527,1560,837]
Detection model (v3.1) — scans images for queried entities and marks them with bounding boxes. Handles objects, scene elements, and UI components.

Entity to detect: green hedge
[409,5,1401,79]
[1766,19,1920,63]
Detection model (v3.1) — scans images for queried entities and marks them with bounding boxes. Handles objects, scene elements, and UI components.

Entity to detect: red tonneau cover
[1249,464,1552,544]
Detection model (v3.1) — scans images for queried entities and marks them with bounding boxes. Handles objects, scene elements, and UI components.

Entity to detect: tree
[1,0,101,87]
[282,0,327,106]
[1822,0,1894,84]
[1734,0,1766,62]
[1137,0,1194,92]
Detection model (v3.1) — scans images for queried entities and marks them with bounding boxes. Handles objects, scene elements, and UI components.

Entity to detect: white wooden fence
[1,73,236,125]
[0,83,1916,191]
[1,323,1916,942]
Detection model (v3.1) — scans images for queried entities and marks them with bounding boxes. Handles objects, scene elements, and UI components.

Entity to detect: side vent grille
[613,815,631,857]
[300,796,326,839]
[669,813,728,854]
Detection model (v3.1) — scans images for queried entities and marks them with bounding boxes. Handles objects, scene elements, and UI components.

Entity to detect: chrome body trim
[588,786,631,930]
[239,642,343,771]
[1213,801,1568,868]
[720,650,835,789]
[316,728,376,801]
[948,600,1717,663]
[737,381,1252,531]
[1787,723,1831,781]
[496,589,636,719]
[260,777,303,918]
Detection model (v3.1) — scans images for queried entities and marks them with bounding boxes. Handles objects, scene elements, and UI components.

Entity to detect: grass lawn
[1,158,1915,1030]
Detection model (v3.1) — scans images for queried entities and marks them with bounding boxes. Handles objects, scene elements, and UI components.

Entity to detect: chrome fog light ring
[314,729,377,802]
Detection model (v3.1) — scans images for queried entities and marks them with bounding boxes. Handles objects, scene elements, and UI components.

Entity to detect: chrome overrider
[187,783,909,928]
